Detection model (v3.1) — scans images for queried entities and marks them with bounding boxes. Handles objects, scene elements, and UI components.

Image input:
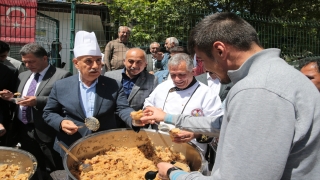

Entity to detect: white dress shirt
[207,72,221,95]
[144,79,223,155]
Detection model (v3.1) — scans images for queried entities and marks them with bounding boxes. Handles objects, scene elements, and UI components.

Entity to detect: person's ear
[43,56,48,62]
[191,68,195,74]
[73,58,79,69]
[213,41,226,59]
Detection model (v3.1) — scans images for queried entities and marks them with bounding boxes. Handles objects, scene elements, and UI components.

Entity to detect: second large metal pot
[63,129,207,179]
[0,146,37,179]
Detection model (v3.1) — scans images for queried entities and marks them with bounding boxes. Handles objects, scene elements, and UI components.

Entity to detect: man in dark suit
[0,43,72,180]
[43,31,135,158]
[0,63,18,145]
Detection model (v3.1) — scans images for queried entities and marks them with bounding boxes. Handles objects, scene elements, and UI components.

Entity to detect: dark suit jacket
[195,73,233,102]
[15,66,72,143]
[43,75,134,156]
[0,63,18,126]
[104,69,158,111]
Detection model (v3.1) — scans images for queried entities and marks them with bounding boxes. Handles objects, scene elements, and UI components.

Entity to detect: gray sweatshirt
[164,49,320,180]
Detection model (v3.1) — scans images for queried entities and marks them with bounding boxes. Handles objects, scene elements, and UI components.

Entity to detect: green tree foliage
[208,0,320,20]
[106,0,320,48]
[105,0,215,47]
[68,0,320,59]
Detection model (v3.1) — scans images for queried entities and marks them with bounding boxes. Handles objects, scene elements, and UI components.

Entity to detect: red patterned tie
[21,73,40,124]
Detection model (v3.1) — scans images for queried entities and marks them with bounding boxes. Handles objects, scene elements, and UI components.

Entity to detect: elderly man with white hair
[144,53,223,156]
[43,31,136,157]
[155,37,179,71]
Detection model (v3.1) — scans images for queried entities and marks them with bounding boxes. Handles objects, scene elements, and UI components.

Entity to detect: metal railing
[2,2,320,71]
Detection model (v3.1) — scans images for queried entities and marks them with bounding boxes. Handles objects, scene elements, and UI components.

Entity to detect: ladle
[84,117,100,131]
[57,141,93,172]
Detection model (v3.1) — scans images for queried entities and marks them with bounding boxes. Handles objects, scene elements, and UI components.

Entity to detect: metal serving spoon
[57,141,93,172]
[84,117,100,131]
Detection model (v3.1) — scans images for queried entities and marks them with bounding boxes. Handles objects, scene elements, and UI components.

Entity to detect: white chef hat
[73,31,101,58]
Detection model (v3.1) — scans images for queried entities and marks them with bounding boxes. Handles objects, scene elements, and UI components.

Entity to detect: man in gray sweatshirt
[141,12,320,180]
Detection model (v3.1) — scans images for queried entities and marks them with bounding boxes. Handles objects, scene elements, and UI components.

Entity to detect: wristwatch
[167,166,182,177]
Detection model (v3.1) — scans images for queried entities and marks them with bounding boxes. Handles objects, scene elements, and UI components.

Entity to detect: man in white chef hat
[43,31,135,157]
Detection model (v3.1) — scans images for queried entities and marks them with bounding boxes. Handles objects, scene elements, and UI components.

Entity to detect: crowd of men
[0,12,320,180]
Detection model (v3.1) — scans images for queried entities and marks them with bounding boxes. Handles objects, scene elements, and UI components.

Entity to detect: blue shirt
[154,70,169,84]
[155,52,170,70]
[79,74,98,117]
[121,68,139,98]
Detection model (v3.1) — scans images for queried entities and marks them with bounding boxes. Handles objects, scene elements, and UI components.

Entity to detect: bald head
[124,48,147,78]
[125,48,147,62]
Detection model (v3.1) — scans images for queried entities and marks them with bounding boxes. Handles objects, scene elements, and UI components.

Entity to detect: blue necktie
[21,73,40,124]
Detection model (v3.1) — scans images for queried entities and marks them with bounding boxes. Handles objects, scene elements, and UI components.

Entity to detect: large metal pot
[0,146,37,179]
[63,129,207,179]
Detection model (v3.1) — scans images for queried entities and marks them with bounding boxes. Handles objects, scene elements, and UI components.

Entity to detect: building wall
[38,11,106,73]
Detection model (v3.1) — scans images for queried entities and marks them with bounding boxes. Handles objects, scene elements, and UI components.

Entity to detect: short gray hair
[168,53,194,72]
[169,46,185,53]
[125,47,147,63]
[149,42,160,49]
[19,43,48,58]
[167,37,179,45]
[118,26,131,32]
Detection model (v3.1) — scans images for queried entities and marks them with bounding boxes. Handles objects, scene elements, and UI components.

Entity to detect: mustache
[129,67,138,70]
[89,69,98,73]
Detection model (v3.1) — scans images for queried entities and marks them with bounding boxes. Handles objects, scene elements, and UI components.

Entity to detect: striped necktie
[21,73,40,124]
